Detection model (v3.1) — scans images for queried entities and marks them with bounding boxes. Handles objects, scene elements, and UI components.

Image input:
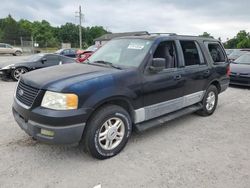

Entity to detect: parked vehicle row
[12,34,230,159]
[230,52,250,86]
[226,48,250,61]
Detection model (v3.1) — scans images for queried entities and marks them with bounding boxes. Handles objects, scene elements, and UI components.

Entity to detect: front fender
[81,86,137,109]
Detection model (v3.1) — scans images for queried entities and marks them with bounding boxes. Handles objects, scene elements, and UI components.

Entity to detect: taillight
[226,65,231,77]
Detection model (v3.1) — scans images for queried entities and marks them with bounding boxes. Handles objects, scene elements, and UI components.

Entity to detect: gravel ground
[0,56,250,188]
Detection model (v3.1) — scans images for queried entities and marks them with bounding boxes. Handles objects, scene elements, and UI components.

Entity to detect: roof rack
[149,33,177,36]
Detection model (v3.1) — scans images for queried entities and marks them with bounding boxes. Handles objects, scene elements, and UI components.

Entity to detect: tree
[199,32,214,38]
[0,15,108,48]
[0,15,20,44]
[224,30,250,49]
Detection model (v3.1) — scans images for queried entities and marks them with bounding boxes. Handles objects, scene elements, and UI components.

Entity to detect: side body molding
[134,91,205,123]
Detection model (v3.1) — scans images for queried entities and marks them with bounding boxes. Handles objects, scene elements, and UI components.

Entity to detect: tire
[14,51,22,56]
[82,105,132,159]
[11,67,28,81]
[196,85,218,116]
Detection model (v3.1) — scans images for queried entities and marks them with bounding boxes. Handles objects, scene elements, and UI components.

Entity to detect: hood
[0,59,34,69]
[21,63,119,90]
[230,63,250,74]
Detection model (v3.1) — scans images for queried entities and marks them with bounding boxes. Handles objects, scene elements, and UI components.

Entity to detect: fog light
[41,129,55,137]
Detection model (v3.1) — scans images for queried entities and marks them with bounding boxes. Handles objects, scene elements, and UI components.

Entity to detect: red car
[76,45,99,63]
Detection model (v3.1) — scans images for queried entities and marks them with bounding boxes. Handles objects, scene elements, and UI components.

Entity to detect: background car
[55,48,77,58]
[0,43,23,56]
[227,49,250,61]
[225,49,234,56]
[0,53,77,81]
[230,52,250,86]
[76,45,99,63]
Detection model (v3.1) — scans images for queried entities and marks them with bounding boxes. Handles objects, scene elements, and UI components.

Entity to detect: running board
[134,104,202,132]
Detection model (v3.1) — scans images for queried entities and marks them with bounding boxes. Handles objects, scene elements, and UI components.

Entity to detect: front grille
[16,81,39,107]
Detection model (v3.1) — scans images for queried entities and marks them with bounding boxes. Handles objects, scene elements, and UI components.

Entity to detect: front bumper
[0,69,11,78]
[13,108,85,144]
[12,97,92,144]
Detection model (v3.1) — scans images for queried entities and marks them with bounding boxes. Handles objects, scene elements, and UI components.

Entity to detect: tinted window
[180,41,201,66]
[207,43,226,63]
[69,49,75,54]
[153,41,177,69]
[46,55,59,61]
[63,50,70,55]
[0,44,6,48]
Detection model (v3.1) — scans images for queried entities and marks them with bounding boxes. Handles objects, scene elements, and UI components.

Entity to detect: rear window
[206,42,226,63]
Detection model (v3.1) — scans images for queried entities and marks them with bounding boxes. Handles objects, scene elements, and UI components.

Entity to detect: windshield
[26,54,44,61]
[228,50,247,58]
[88,39,153,68]
[86,45,98,52]
[234,53,250,64]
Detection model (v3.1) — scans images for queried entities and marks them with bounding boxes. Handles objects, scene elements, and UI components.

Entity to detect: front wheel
[197,85,218,116]
[14,51,22,56]
[11,67,28,81]
[82,105,132,159]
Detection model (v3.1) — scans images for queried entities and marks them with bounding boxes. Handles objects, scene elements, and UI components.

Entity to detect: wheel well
[88,98,135,123]
[210,81,221,93]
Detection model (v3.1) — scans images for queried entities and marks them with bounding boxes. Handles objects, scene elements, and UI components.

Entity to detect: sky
[1,0,250,41]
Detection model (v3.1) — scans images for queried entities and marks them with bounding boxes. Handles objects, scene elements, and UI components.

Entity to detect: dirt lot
[0,56,249,188]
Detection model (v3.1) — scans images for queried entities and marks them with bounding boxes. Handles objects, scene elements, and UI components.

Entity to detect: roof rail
[149,33,177,36]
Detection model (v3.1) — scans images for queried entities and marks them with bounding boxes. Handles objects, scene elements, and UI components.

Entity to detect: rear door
[178,40,209,104]
[141,40,186,122]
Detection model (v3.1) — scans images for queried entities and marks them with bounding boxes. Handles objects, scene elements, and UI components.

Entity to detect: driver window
[153,41,177,69]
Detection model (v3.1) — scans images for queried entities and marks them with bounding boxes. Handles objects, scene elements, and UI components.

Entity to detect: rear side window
[180,41,202,66]
[206,42,226,63]
[46,55,59,61]
[0,44,6,48]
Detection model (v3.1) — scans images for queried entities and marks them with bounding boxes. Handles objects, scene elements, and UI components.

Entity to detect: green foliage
[224,30,250,49]
[199,32,214,38]
[0,15,108,48]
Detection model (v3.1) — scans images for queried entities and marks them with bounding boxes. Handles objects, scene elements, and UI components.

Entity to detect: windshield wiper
[92,60,122,69]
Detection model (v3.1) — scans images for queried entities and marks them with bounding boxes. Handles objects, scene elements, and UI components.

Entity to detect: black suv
[12,34,230,159]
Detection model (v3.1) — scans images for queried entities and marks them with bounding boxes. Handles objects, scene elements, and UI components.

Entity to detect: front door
[138,40,186,122]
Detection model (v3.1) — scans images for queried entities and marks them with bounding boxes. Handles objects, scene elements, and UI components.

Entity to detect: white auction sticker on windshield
[127,44,145,50]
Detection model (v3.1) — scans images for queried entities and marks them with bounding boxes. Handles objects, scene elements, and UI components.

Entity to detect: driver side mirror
[41,57,47,63]
[149,58,165,73]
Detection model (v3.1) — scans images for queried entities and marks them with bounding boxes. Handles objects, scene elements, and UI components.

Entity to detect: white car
[0,43,23,56]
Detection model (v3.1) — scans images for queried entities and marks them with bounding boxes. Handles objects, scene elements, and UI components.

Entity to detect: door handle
[174,75,182,80]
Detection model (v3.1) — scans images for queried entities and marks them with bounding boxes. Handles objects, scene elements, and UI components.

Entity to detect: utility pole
[76,5,83,49]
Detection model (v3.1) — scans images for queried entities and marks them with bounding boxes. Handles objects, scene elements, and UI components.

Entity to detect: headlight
[1,64,15,70]
[41,91,78,110]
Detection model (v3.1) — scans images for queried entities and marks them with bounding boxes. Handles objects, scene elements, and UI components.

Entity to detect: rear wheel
[82,105,132,159]
[11,67,28,81]
[197,85,218,116]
